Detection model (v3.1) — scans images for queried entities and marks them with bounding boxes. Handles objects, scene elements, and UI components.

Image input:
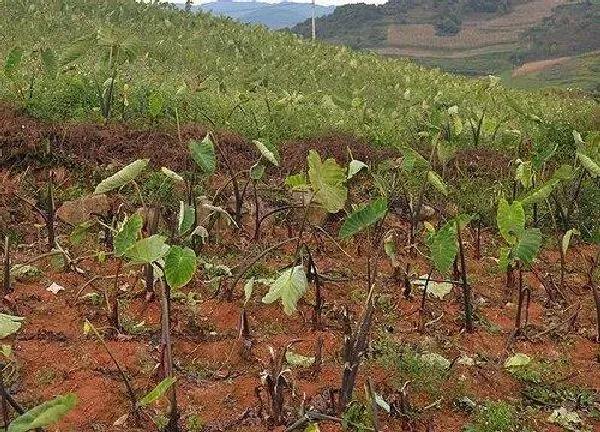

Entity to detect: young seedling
[496,198,543,334]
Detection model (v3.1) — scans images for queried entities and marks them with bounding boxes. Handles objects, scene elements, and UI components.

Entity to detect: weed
[185,414,205,431]
[341,401,373,432]
[464,401,527,432]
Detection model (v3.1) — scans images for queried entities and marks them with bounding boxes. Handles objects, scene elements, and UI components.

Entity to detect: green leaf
[0,314,24,338]
[514,228,542,265]
[451,114,463,136]
[160,167,184,182]
[307,150,347,213]
[383,233,398,268]
[262,266,308,315]
[137,377,177,408]
[177,202,195,235]
[339,197,387,239]
[515,160,534,190]
[250,163,265,181]
[429,223,457,274]
[285,350,315,367]
[399,146,428,173]
[70,220,95,245]
[577,152,600,178]
[499,247,511,272]
[94,159,149,194]
[114,213,143,257]
[562,229,579,256]
[253,140,279,166]
[285,173,306,187]
[347,159,368,179]
[8,393,77,432]
[244,277,255,304]
[374,393,390,413]
[427,281,453,299]
[497,198,525,244]
[189,135,216,175]
[504,353,531,369]
[521,165,573,206]
[40,49,57,76]
[164,246,196,289]
[124,235,170,265]
[521,181,558,207]
[304,424,321,432]
[4,47,24,76]
[427,171,448,196]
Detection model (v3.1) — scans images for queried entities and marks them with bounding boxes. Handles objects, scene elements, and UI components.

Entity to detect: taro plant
[496,198,543,334]
[188,133,280,236]
[420,214,474,332]
[3,45,58,106]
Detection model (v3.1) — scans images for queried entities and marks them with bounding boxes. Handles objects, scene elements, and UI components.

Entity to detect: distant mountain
[174,2,335,29]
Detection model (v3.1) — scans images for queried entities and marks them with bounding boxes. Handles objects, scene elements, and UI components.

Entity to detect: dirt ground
[1,107,599,431]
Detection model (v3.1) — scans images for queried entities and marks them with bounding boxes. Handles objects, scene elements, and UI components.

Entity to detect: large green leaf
[262,266,308,315]
[399,146,428,173]
[164,246,196,288]
[285,173,307,188]
[4,47,24,76]
[177,201,195,235]
[521,165,573,206]
[429,223,457,274]
[253,140,279,166]
[514,228,542,265]
[339,197,388,239]
[137,377,177,408]
[124,235,170,264]
[577,152,600,178]
[8,393,77,432]
[427,171,448,196]
[307,150,347,213]
[0,314,25,338]
[114,213,143,257]
[497,198,525,245]
[189,135,216,175]
[94,159,149,194]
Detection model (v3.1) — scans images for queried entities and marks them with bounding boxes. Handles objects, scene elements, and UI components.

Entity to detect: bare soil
[0,107,599,431]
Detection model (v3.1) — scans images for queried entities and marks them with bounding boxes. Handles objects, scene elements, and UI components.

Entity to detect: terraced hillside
[293,0,600,89]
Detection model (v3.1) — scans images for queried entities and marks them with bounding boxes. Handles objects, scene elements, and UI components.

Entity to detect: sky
[178,0,387,6]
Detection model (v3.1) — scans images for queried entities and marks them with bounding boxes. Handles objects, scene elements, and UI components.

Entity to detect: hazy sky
[185,0,387,6]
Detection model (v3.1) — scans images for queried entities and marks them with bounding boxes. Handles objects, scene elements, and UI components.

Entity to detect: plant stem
[46,170,55,251]
[159,278,179,431]
[86,320,138,413]
[111,260,122,330]
[2,237,10,296]
[456,218,473,333]
[589,252,600,343]
[419,268,433,333]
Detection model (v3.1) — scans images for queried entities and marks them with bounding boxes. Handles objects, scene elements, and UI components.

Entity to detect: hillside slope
[0,0,597,147]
